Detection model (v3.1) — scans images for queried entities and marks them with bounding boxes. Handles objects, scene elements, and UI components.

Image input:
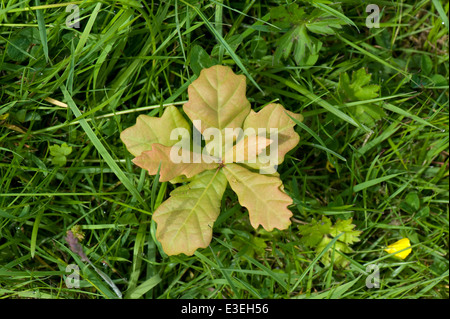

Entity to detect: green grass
[0,0,448,299]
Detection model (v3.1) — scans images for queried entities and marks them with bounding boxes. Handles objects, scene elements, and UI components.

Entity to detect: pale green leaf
[339,68,380,101]
[120,105,191,157]
[49,143,72,157]
[329,218,361,245]
[338,68,384,126]
[49,143,72,166]
[152,169,227,256]
[316,237,353,268]
[298,216,333,247]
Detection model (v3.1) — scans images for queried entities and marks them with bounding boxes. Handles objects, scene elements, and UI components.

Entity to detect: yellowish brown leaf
[223,163,293,231]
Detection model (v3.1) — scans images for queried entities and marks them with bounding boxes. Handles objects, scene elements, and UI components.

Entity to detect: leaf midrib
[170,169,222,247]
[192,70,247,131]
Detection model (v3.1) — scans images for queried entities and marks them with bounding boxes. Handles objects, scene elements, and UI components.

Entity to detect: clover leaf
[49,142,72,166]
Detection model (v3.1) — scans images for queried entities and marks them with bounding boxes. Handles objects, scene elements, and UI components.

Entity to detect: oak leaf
[183,65,250,135]
[223,163,293,231]
[121,65,303,256]
[242,103,303,173]
[152,169,227,256]
[222,135,273,164]
[133,143,219,182]
[120,105,191,157]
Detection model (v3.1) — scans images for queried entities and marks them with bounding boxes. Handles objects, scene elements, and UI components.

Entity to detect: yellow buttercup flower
[384,238,412,259]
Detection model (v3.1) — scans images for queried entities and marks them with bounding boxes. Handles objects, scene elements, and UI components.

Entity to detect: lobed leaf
[222,134,272,164]
[338,68,380,101]
[152,169,227,256]
[316,236,353,268]
[49,143,72,166]
[183,65,251,135]
[298,216,361,268]
[338,68,384,126]
[49,143,72,157]
[223,163,293,231]
[242,103,303,172]
[132,143,219,182]
[270,3,344,65]
[329,218,361,245]
[298,216,333,247]
[120,105,191,157]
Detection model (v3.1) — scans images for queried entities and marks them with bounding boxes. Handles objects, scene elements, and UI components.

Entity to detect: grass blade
[382,102,441,130]
[30,209,44,258]
[431,0,449,30]
[353,173,405,193]
[288,113,347,162]
[60,84,148,210]
[263,72,370,131]
[290,233,343,293]
[242,255,289,291]
[73,2,102,58]
[181,0,263,93]
[336,33,409,77]
[312,2,358,31]
[34,0,49,62]
[125,274,161,299]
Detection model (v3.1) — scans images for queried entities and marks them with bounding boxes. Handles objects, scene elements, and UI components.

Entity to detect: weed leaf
[338,68,384,126]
